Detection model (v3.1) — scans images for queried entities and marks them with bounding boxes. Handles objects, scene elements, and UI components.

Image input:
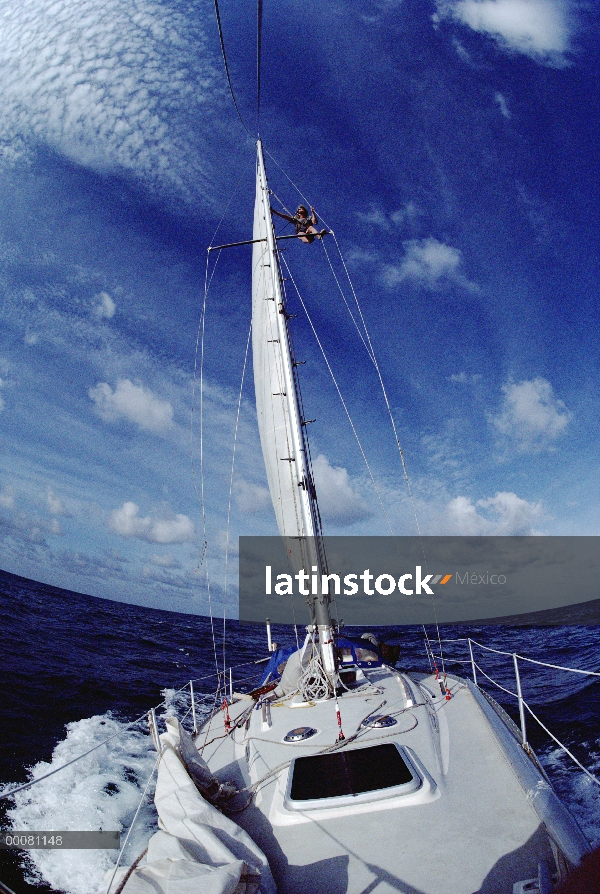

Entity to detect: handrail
[472,661,518,699]
[441,637,600,793]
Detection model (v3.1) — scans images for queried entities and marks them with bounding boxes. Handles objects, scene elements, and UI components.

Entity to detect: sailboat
[106,139,591,894]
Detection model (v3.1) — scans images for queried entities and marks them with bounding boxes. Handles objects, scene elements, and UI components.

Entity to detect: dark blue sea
[1,568,599,894]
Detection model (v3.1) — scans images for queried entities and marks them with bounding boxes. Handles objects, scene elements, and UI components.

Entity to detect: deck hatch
[288,743,418,805]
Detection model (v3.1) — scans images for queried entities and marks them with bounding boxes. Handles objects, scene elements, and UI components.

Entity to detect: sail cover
[251,142,315,548]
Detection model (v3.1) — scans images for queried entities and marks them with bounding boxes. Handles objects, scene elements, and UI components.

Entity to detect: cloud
[357,203,420,230]
[312,455,371,527]
[358,207,390,229]
[390,203,421,226]
[141,563,195,591]
[149,553,180,568]
[234,480,272,515]
[491,377,571,451]
[92,291,116,319]
[446,491,543,534]
[449,372,482,384]
[494,91,511,119]
[46,487,67,516]
[89,378,174,432]
[437,0,571,64]
[0,485,15,509]
[0,506,63,546]
[109,500,195,543]
[382,238,478,292]
[0,0,222,203]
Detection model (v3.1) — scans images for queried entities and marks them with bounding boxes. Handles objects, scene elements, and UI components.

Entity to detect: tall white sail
[252,140,335,676]
[251,141,315,547]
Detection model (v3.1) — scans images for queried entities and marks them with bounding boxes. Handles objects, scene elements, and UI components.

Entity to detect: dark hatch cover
[290,743,413,801]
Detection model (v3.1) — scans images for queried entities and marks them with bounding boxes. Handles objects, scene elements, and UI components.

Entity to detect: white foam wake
[2,712,157,894]
[541,739,600,848]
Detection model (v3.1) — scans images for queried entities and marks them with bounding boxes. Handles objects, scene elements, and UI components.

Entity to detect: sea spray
[2,714,156,894]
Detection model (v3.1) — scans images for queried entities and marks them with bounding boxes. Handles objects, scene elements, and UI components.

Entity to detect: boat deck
[200,665,555,894]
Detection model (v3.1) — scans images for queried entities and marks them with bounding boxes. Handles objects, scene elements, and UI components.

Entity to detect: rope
[299,650,331,701]
[213,0,254,138]
[112,847,148,894]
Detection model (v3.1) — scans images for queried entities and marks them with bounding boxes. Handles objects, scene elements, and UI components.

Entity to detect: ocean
[1,567,599,894]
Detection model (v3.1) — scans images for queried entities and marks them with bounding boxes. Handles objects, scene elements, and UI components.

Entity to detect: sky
[0,0,598,615]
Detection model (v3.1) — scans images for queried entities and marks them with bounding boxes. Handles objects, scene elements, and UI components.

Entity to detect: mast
[251,139,335,682]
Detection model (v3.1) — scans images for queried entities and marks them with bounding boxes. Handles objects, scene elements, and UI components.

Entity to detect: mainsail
[251,141,315,547]
[251,140,334,674]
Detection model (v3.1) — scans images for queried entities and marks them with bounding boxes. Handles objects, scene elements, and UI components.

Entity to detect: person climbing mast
[270,204,326,243]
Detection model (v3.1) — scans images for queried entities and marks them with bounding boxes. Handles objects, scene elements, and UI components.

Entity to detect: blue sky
[0,0,598,614]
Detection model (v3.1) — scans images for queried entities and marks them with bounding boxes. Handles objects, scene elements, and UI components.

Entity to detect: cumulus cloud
[446,491,543,534]
[382,238,478,292]
[109,500,194,543]
[89,378,174,432]
[491,377,571,451]
[0,0,221,202]
[312,455,371,527]
[436,0,571,64]
[92,291,116,319]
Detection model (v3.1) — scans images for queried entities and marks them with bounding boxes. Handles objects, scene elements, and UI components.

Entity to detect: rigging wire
[213,0,255,138]
[262,141,448,674]
[222,319,253,678]
[189,160,253,682]
[280,253,395,536]
[257,0,264,130]
[194,253,221,680]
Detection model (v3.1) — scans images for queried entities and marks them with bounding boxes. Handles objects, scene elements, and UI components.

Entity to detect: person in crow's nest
[270,204,326,243]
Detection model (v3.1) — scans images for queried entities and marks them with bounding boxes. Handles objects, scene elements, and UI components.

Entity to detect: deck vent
[360,714,397,729]
[283,726,318,742]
